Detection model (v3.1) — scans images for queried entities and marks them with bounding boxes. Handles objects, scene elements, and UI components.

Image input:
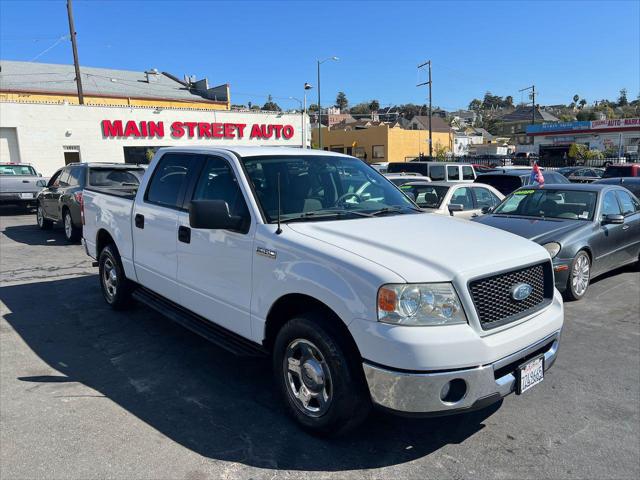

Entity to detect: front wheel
[98,244,132,310]
[565,251,591,301]
[273,313,370,436]
[36,204,53,230]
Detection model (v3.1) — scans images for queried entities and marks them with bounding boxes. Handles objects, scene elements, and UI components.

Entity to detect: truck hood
[474,215,587,243]
[286,212,548,283]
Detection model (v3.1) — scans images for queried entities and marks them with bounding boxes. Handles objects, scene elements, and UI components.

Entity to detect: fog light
[440,379,467,404]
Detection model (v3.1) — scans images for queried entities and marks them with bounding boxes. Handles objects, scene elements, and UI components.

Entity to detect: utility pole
[417,60,432,158]
[519,84,536,124]
[316,56,338,150]
[66,0,84,104]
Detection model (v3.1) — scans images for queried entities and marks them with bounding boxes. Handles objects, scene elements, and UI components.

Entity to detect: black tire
[273,313,371,436]
[98,244,132,310]
[36,204,53,230]
[62,208,81,243]
[565,251,591,301]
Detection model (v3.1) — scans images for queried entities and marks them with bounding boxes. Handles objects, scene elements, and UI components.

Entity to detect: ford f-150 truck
[0,163,46,208]
[82,146,563,435]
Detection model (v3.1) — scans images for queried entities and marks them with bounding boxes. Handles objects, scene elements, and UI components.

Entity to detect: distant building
[405,115,453,133]
[494,106,559,145]
[450,109,479,128]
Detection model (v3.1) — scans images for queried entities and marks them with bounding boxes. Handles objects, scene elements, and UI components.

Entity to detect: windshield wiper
[368,206,421,216]
[281,209,373,223]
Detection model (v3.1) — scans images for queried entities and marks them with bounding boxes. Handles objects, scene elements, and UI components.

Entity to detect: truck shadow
[2,223,68,246]
[1,276,499,472]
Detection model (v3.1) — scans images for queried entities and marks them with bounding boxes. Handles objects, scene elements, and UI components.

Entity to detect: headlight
[377,283,467,326]
[542,242,561,259]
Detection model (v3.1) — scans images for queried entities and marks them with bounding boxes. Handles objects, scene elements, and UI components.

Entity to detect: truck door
[132,152,197,304]
[176,154,254,339]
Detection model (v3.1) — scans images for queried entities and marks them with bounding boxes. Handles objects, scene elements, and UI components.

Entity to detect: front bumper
[552,261,571,292]
[363,330,560,415]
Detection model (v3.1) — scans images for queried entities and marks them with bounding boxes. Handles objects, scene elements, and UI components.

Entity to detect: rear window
[604,166,635,178]
[386,162,429,175]
[447,165,460,181]
[476,175,522,196]
[430,165,445,181]
[400,184,449,208]
[89,168,144,187]
[0,165,36,176]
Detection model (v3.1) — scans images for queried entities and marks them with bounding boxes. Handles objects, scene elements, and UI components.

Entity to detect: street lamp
[317,56,339,150]
[290,83,313,149]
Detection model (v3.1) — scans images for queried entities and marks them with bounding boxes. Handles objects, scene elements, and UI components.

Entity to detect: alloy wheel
[572,254,590,297]
[37,206,44,227]
[64,213,73,239]
[102,258,118,301]
[283,339,333,418]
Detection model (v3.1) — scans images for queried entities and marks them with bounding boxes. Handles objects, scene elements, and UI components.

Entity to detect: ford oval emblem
[511,283,533,301]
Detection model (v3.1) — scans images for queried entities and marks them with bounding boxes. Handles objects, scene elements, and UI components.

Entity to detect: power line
[29,35,69,62]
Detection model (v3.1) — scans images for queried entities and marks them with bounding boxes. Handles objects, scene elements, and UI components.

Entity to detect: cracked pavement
[1,207,639,479]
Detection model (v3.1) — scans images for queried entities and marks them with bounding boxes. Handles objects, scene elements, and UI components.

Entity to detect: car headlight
[377,283,467,326]
[542,242,561,259]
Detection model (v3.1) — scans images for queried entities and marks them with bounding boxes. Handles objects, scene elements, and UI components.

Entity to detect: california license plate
[20,193,34,199]
[516,355,544,394]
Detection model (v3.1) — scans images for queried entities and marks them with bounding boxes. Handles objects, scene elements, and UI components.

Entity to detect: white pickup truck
[82,147,563,435]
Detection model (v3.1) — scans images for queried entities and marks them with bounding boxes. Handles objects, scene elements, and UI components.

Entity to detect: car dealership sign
[101,120,295,140]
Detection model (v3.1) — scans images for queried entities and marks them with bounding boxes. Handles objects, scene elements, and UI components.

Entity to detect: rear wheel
[565,251,591,301]
[98,244,132,310]
[36,204,53,230]
[63,209,81,242]
[273,313,370,436]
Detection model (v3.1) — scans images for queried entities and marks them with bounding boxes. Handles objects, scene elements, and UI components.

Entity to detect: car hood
[474,215,588,243]
[286,212,548,283]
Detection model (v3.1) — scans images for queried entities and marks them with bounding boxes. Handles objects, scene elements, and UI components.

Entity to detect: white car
[82,146,563,435]
[399,181,504,220]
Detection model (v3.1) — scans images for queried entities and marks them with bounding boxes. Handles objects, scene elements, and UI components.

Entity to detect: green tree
[573,94,580,104]
[576,110,597,121]
[579,99,587,109]
[617,88,628,107]
[504,95,514,108]
[468,99,482,111]
[262,94,281,112]
[349,103,370,116]
[307,103,319,112]
[368,99,380,112]
[335,91,348,111]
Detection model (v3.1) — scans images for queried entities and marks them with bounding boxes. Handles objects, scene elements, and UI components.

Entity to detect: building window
[354,147,366,159]
[63,145,81,165]
[372,145,385,159]
[330,145,344,153]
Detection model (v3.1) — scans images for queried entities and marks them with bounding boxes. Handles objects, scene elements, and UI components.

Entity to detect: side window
[450,187,474,210]
[474,187,500,208]
[447,165,460,181]
[146,154,194,209]
[57,168,71,187]
[462,166,475,180]
[191,157,250,220]
[601,191,622,218]
[616,190,637,216]
[430,165,445,181]
[67,166,83,187]
[48,170,63,188]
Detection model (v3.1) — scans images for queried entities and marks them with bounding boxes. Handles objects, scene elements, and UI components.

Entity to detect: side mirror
[189,199,246,231]
[481,206,493,214]
[38,173,43,177]
[448,203,464,215]
[602,214,624,225]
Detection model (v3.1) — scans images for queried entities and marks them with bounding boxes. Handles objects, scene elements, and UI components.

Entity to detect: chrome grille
[469,262,553,330]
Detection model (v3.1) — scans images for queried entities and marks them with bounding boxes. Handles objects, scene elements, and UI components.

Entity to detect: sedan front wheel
[566,251,591,301]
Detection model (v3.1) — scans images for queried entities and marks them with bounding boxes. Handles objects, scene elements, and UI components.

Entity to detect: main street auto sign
[101,120,295,140]
[590,118,640,129]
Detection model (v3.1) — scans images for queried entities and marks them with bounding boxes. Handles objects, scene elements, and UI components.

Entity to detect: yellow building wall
[311,125,453,162]
[0,91,230,111]
[312,125,390,161]
[387,128,452,162]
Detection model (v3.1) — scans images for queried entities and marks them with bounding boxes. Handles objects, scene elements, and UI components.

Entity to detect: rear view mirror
[189,200,246,231]
[448,203,464,215]
[602,214,624,225]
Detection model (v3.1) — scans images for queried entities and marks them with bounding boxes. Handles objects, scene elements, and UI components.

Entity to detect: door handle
[622,224,630,230]
[22,180,29,183]
[178,226,191,243]
[134,214,144,229]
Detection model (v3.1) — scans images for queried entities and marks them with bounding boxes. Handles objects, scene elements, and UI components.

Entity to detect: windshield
[399,184,449,208]
[241,155,418,223]
[89,168,144,187]
[0,165,36,176]
[494,188,598,220]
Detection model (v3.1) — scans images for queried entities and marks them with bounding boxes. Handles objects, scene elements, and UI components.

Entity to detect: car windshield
[89,168,144,187]
[0,165,36,176]
[399,184,449,208]
[493,188,598,220]
[604,166,633,178]
[241,155,418,223]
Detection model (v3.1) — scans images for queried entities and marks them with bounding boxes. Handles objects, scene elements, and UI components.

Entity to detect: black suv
[36,163,145,242]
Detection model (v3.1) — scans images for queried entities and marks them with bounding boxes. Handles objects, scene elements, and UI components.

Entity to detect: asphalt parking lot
[1,207,639,480]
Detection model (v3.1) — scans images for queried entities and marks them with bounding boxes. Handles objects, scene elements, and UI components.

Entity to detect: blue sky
[1,0,638,111]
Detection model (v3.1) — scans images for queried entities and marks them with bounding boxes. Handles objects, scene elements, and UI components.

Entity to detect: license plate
[20,193,34,199]
[516,355,544,394]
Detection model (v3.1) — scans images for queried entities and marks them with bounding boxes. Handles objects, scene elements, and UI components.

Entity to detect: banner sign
[590,118,640,129]
[526,121,590,134]
[101,120,295,140]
